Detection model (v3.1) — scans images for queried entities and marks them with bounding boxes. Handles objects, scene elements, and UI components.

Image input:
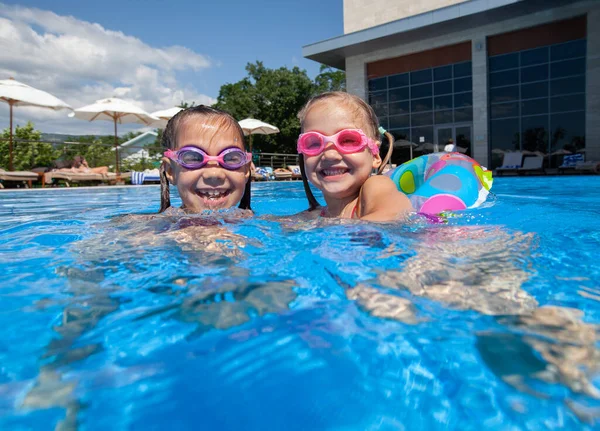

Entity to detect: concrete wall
[344,0,469,34]
[345,0,599,166]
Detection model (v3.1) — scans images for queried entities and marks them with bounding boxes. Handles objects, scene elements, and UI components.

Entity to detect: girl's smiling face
[302,100,381,201]
[165,117,249,212]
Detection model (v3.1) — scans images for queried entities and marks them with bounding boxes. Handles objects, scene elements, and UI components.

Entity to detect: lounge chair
[495,152,523,176]
[263,167,275,180]
[131,169,160,185]
[287,165,302,180]
[558,153,585,174]
[274,168,292,180]
[575,160,600,174]
[42,171,131,187]
[518,156,545,175]
[252,167,270,181]
[0,168,39,188]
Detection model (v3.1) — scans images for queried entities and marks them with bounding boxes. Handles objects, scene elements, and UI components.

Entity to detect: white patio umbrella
[238,118,279,152]
[549,149,572,157]
[393,139,417,159]
[69,98,158,175]
[0,77,72,171]
[150,107,184,128]
[415,142,435,153]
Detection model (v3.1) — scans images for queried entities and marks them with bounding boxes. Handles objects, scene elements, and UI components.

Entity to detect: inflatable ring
[386,152,493,215]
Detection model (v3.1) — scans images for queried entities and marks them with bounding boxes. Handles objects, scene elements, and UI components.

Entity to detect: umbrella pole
[249,134,253,152]
[409,145,413,160]
[9,102,13,171]
[114,117,120,176]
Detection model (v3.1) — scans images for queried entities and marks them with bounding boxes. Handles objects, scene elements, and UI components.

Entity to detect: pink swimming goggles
[164,146,252,170]
[297,129,379,157]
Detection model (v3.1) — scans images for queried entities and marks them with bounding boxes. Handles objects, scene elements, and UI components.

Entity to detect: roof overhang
[302,0,577,69]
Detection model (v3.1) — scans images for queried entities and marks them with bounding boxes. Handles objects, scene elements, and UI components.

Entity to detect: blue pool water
[1,177,599,430]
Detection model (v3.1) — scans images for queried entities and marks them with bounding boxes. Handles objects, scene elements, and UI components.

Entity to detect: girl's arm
[359,175,413,222]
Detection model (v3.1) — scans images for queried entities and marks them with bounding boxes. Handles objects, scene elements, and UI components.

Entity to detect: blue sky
[0,0,343,134]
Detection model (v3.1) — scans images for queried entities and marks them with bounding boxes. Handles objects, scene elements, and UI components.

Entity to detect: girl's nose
[322,141,341,159]
[201,163,226,183]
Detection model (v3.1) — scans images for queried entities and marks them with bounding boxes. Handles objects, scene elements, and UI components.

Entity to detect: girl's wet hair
[159,105,252,213]
[296,91,394,211]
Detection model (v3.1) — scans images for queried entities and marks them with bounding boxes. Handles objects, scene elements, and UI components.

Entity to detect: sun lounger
[518,156,545,175]
[575,160,600,174]
[287,165,302,180]
[43,171,131,187]
[0,168,39,188]
[274,168,293,180]
[252,167,270,181]
[131,169,160,185]
[558,153,585,173]
[495,152,523,176]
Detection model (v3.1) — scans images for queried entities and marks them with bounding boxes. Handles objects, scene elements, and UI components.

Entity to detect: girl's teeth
[201,190,227,199]
[323,168,347,176]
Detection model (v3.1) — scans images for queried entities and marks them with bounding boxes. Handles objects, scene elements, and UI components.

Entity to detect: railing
[1,139,300,171]
[252,153,299,169]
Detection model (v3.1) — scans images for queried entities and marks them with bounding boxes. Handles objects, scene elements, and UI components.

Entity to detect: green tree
[0,122,58,170]
[313,64,346,94]
[215,61,314,153]
[178,101,196,109]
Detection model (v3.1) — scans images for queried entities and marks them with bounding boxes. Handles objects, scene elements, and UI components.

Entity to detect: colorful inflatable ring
[386,152,493,215]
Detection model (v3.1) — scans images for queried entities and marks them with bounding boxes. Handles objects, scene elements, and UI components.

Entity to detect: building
[114,131,159,162]
[303,0,599,168]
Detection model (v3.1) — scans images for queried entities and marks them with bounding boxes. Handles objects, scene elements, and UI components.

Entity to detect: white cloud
[0,4,217,135]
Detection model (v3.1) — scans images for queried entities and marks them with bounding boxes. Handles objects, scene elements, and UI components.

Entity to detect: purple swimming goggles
[164,146,252,170]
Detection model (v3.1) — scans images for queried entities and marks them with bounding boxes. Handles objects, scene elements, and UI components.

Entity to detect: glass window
[521,82,548,100]
[489,69,519,88]
[434,80,452,95]
[410,69,432,85]
[411,112,433,126]
[368,77,387,92]
[521,115,548,152]
[550,94,585,113]
[521,64,548,83]
[551,39,586,61]
[490,86,519,104]
[378,117,389,130]
[454,77,472,93]
[369,91,388,116]
[411,127,434,145]
[411,98,433,112]
[388,73,409,88]
[550,112,585,152]
[434,65,452,81]
[435,110,453,124]
[389,87,409,102]
[454,61,472,78]
[411,83,432,99]
[521,99,548,116]
[454,92,472,108]
[490,118,520,151]
[454,107,473,122]
[550,77,585,96]
[434,95,453,111]
[489,53,519,72]
[389,100,410,116]
[389,114,410,129]
[521,47,548,67]
[390,128,410,140]
[491,102,519,119]
[551,58,586,79]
